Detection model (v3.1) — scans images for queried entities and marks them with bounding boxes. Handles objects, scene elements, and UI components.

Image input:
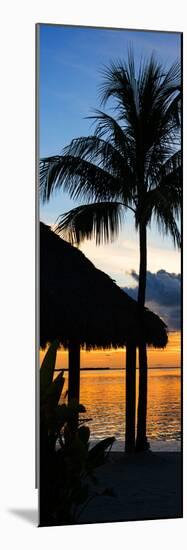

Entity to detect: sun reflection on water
[40,332,181,443]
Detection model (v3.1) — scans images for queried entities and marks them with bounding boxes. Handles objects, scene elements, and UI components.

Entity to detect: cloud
[123,269,181,331]
[79,234,180,288]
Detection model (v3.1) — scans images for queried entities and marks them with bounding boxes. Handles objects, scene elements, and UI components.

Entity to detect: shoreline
[56,366,181,371]
[90,438,181,452]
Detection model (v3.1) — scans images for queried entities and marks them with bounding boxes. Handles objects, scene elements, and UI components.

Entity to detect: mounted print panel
[36,23,182,527]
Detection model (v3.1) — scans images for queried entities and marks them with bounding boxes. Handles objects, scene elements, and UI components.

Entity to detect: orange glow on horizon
[40,331,181,371]
[39,332,181,441]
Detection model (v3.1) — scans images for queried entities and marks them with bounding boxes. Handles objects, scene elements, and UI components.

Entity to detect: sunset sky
[39,24,181,332]
[40,331,181,370]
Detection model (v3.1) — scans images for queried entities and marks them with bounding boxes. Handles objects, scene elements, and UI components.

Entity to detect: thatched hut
[40,222,167,450]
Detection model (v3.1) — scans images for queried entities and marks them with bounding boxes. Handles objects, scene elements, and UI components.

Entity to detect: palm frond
[158,60,181,100]
[160,150,181,179]
[40,130,137,205]
[63,134,133,182]
[54,202,125,245]
[153,203,181,247]
[87,109,134,158]
[99,60,128,106]
[40,154,124,203]
[98,55,180,154]
[137,149,181,239]
[98,56,140,134]
[145,144,172,186]
[139,59,180,152]
[40,156,66,202]
[158,151,182,217]
[143,182,181,247]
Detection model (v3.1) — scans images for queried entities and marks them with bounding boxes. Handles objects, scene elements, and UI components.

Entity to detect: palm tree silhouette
[40,52,181,452]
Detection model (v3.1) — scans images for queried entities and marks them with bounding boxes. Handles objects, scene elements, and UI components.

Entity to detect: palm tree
[40,52,181,452]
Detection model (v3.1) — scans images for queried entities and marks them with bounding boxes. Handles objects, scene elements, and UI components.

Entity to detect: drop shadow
[8,508,38,525]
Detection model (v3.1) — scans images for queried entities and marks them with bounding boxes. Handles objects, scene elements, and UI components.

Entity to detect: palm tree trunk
[136,221,149,451]
[125,341,136,452]
[136,343,148,449]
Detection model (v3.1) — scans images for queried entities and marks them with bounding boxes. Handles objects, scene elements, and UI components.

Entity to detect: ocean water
[58,367,181,451]
[41,333,181,451]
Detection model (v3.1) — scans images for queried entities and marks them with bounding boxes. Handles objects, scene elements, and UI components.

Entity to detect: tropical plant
[40,52,181,452]
[40,341,115,526]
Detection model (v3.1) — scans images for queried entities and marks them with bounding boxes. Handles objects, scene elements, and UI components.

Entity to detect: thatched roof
[40,222,167,349]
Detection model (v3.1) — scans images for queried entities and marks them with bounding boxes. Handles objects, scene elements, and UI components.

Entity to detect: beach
[78,451,182,524]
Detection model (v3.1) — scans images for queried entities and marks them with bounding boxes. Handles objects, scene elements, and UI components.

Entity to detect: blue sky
[40,25,181,158]
[39,24,181,319]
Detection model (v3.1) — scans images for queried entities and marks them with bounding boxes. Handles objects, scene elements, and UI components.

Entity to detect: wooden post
[136,342,149,451]
[68,340,81,404]
[125,341,136,453]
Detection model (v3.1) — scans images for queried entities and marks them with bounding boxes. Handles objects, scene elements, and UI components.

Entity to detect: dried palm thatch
[40,222,167,349]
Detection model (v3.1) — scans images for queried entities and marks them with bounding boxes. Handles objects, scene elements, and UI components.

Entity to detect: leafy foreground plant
[40,341,115,526]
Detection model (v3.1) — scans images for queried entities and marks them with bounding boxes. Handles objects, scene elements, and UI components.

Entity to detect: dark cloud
[123,269,181,331]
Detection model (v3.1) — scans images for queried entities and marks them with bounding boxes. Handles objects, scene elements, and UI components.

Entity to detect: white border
[0,1,186,548]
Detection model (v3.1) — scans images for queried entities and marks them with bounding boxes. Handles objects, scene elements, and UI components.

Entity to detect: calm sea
[60,368,181,450]
[41,332,181,451]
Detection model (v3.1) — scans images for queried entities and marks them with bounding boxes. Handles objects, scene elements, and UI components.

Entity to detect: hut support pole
[125,342,136,453]
[136,343,148,450]
[68,340,81,404]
